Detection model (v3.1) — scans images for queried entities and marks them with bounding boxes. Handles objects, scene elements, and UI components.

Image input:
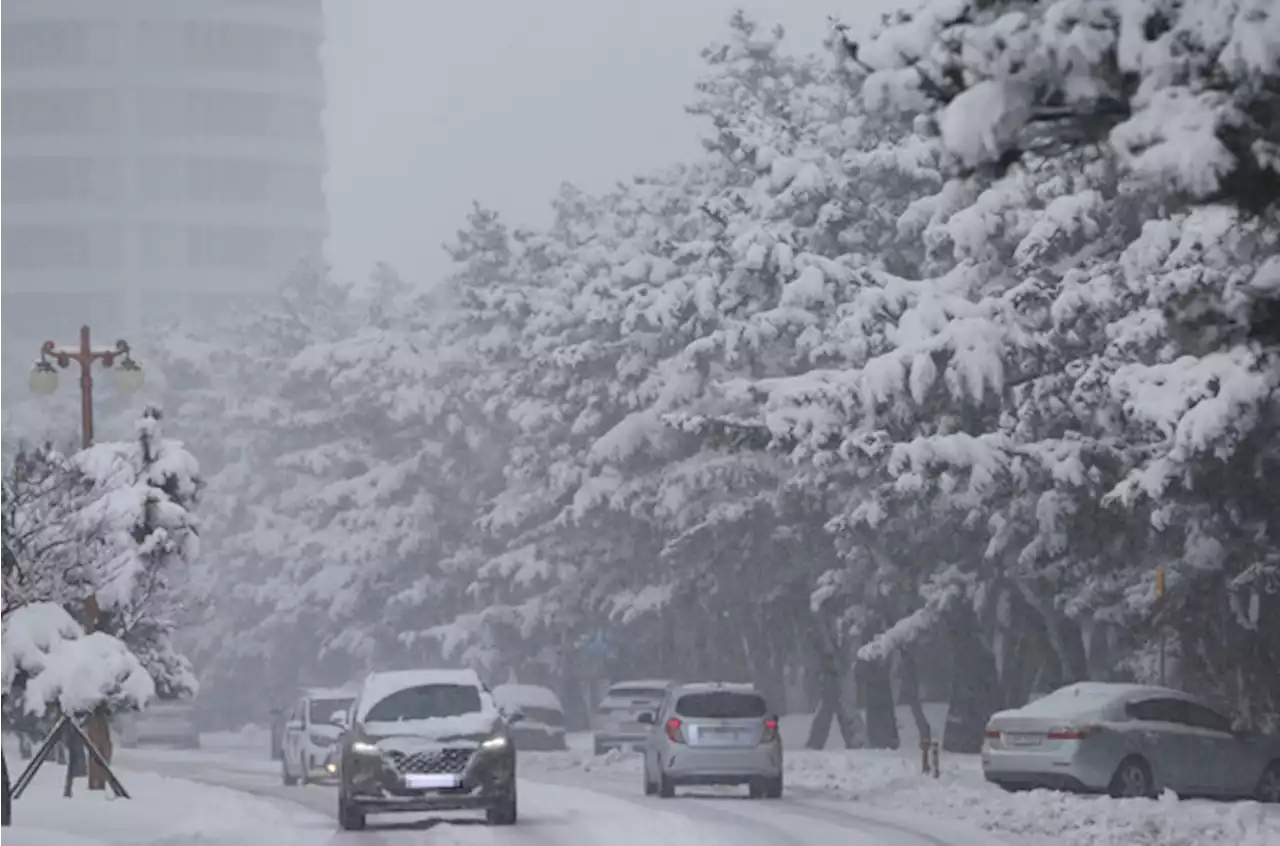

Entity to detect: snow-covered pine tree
[76,404,201,701]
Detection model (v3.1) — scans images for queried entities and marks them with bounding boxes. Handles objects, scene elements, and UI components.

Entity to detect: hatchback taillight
[665,717,685,744]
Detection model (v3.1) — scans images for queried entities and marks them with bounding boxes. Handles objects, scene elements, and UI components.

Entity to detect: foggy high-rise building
[2,0,327,376]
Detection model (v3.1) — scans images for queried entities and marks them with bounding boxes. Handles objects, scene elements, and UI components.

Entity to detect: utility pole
[29,325,145,790]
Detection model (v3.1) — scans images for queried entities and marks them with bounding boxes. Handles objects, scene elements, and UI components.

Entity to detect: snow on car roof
[493,683,563,710]
[305,686,356,700]
[606,679,673,692]
[1000,682,1188,720]
[675,681,758,693]
[357,668,484,720]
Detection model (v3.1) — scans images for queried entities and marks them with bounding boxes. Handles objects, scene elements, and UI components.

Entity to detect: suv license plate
[405,773,460,789]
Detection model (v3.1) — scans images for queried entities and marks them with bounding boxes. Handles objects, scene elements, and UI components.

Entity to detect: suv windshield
[676,691,767,719]
[309,697,353,724]
[363,684,482,722]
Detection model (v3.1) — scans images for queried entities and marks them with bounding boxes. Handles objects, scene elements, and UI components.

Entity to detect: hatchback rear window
[676,692,767,719]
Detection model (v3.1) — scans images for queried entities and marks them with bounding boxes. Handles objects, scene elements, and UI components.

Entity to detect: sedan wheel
[1109,758,1152,798]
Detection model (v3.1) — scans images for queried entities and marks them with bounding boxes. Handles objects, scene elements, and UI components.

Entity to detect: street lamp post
[28,324,145,791]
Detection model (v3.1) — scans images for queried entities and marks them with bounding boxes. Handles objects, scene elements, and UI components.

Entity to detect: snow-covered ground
[115,711,1280,844]
[527,742,1280,846]
[2,766,330,846]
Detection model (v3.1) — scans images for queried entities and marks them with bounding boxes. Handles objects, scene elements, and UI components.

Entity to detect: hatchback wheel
[657,769,675,799]
[1257,762,1280,804]
[1108,757,1153,798]
[643,763,657,796]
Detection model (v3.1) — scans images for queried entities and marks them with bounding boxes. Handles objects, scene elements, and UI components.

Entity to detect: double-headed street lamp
[27,324,145,793]
[28,324,145,450]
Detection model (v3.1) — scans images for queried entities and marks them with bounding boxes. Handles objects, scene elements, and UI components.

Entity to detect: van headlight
[480,735,508,751]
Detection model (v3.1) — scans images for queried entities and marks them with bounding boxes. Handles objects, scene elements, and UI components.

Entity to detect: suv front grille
[386,748,472,774]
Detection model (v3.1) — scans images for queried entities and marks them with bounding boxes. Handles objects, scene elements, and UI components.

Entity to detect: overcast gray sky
[322,0,904,285]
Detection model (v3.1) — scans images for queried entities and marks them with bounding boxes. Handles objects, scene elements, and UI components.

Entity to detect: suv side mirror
[286,718,303,731]
[506,709,526,725]
[636,711,655,726]
[330,710,348,729]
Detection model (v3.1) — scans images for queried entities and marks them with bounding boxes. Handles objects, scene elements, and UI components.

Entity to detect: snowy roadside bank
[524,746,1280,846]
[2,766,329,846]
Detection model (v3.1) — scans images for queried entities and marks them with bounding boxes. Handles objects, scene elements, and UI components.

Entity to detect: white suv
[281,687,355,786]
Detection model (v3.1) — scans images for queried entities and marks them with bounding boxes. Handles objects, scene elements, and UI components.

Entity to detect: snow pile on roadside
[4,767,328,846]
[528,747,1280,846]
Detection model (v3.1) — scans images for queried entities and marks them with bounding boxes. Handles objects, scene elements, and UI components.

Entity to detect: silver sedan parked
[982,682,1280,802]
[640,682,782,799]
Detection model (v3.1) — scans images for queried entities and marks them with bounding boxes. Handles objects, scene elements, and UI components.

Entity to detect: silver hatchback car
[640,682,782,799]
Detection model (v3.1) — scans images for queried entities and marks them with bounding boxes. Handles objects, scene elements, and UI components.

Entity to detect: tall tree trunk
[898,648,931,746]
[857,659,898,749]
[944,607,1002,753]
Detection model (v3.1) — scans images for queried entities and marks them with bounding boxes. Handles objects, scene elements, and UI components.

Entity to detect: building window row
[2,19,320,75]
[0,20,119,68]
[139,89,322,140]
[3,224,322,272]
[3,155,324,207]
[138,21,322,74]
[3,88,323,140]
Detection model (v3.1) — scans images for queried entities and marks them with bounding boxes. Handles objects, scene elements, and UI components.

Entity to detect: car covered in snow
[493,684,568,751]
[334,668,522,830]
[982,681,1280,802]
[281,686,356,786]
[592,679,674,755]
[116,698,200,750]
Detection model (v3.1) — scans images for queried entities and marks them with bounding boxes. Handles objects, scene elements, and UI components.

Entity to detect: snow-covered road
[110,747,1003,846]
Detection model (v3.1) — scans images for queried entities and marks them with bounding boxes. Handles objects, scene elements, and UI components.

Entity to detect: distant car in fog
[493,684,568,751]
[282,686,356,786]
[640,681,783,799]
[116,699,200,750]
[982,681,1280,802]
[592,679,674,756]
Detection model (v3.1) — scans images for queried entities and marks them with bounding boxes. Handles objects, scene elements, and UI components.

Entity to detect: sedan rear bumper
[981,747,1113,793]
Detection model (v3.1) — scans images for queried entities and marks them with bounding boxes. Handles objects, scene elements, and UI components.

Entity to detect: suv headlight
[480,735,508,751]
[350,740,380,755]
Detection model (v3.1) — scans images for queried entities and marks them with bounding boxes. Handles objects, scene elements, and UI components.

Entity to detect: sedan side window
[1125,697,1190,725]
[1183,702,1233,733]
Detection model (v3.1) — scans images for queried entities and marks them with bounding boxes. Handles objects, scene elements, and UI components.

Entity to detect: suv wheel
[593,737,607,757]
[765,775,783,799]
[281,759,298,787]
[486,782,518,826]
[337,793,366,830]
